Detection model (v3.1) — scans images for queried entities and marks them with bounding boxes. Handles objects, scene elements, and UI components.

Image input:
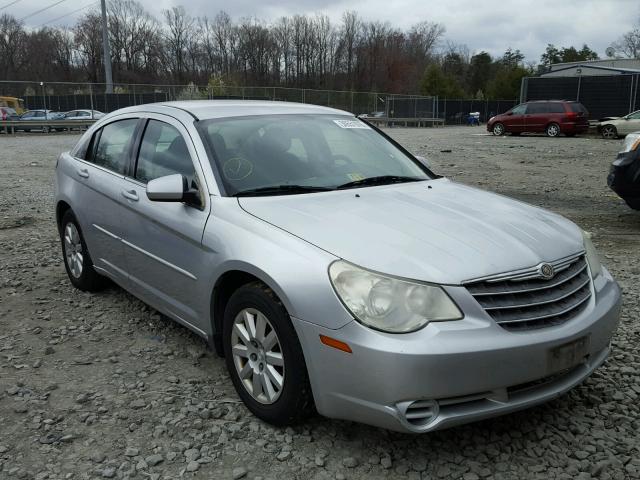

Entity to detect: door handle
[121,189,139,201]
[77,168,89,178]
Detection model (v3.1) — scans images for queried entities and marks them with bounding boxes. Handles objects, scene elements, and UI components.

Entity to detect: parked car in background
[487,100,589,137]
[358,111,385,118]
[0,96,25,114]
[0,106,19,121]
[598,110,640,139]
[63,109,105,120]
[55,100,621,433]
[608,132,640,209]
[18,109,64,132]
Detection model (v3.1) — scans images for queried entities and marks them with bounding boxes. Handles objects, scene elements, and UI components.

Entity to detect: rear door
[504,104,527,132]
[524,102,549,132]
[70,117,141,284]
[119,115,212,332]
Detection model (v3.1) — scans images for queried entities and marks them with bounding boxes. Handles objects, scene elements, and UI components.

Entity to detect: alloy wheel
[64,222,84,278]
[492,123,504,136]
[602,126,617,139]
[546,123,560,137]
[231,308,285,404]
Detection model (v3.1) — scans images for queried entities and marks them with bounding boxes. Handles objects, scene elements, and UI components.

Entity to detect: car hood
[237,179,584,285]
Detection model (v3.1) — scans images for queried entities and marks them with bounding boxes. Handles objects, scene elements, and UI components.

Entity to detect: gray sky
[8,0,640,62]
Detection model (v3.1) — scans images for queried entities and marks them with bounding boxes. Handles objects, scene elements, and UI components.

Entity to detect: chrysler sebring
[55,101,621,432]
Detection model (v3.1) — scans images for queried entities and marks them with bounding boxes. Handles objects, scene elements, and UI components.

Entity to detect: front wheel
[601,125,618,139]
[223,282,314,426]
[545,123,561,137]
[492,123,505,136]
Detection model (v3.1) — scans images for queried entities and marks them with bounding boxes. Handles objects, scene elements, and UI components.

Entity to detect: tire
[545,123,561,137]
[223,282,314,426]
[624,198,640,210]
[601,125,618,139]
[492,123,505,136]
[60,210,107,291]
[42,125,50,134]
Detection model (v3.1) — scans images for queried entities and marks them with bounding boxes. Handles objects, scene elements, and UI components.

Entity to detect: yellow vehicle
[0,97,25,114]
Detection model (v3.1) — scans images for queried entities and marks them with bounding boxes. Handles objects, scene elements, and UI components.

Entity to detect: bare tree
[609,16,640,59]
[163,6,194,83]
[73,13,104,83]
[0,13,25,80]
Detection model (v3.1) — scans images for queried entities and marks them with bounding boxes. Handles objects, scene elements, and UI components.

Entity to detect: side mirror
[415,155,431,169]
[506,111,513,116]
[146,174,200,206]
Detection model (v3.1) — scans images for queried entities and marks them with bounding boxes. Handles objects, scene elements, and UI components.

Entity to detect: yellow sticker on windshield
[347,173,365,181]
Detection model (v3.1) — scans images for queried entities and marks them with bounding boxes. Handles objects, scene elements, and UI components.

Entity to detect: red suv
[487,100,589,137]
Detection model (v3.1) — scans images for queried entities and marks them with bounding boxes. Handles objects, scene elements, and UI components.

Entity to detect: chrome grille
[465,253,592,331]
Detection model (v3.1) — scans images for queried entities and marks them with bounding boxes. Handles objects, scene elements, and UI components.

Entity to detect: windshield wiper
[233,184,334,197]
[336,175,424,190]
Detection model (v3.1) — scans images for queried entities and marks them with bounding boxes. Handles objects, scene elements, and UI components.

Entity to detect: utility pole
[100,0,113,94]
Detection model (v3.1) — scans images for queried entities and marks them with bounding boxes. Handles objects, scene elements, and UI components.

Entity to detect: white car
[598,110,640,139]
[63,109,104,120]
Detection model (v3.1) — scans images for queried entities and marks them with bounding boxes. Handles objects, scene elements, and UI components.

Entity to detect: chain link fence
[0,80,437,118]
[1,80,520,124]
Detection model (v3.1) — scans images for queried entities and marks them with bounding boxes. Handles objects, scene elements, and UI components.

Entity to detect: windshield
[198,114,431,196]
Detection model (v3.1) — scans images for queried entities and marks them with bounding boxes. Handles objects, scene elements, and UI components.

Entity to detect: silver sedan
[55,101,621,432]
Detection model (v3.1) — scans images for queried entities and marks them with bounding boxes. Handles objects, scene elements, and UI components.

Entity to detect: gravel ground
[1,127,639,480]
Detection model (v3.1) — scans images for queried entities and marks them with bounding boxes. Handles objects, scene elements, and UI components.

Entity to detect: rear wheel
[545,123,561,137]
[60,210,107,291]
[223,282,314,426]
[601,125,618,139]
[492,123,505,136]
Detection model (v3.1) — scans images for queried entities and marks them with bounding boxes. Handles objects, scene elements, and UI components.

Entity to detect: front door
[618,111,640,136]
[504,104,527,132]
[120,116,212,333]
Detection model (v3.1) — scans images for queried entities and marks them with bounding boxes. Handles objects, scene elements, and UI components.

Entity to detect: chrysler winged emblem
[538,263,555,280]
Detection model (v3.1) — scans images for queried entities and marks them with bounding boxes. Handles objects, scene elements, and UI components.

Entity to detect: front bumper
[293,270,621,433]
[608,149,640,209]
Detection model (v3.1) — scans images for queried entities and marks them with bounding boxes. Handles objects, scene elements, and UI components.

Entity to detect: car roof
[112,100,352,121]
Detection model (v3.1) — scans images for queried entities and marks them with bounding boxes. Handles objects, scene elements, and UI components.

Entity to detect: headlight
[582,231,602,278]
[620,132,640,153]
[329,261,463,333]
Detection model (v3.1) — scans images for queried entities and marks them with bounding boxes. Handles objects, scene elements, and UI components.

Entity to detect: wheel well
[56,201,72,233]
[210,270,267,356]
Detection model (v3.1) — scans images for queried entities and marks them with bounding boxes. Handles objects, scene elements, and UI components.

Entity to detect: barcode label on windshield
[333,119,370,129]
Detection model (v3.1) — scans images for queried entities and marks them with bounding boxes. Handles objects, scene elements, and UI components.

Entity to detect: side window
[91,119,138,174]
[525,103,547,114]
[511,104,527,115]
[549,103,565,113]
[627,111,640,120]
[135,119,196,186]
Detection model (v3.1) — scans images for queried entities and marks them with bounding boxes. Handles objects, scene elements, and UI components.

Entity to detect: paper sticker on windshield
[333,119,370,129]
[347,173,365,181]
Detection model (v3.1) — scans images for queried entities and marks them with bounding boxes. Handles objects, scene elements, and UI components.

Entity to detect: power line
[39,1,98,27]
[0,0,22,11]
[19,0,69,22]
